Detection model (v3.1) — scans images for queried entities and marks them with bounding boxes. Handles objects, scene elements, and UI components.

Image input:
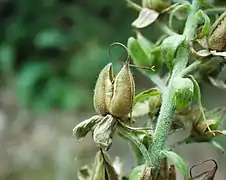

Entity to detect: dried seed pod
[208,13,226,51]
[108,62,135,117]
[93,63,114,115]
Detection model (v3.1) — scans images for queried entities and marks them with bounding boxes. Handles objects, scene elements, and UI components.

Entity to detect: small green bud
[173,77,194,110]
[142,0,170,12]
[149,0,170,12]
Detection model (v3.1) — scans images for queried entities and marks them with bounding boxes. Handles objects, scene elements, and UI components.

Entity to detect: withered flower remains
[73,60,135,150]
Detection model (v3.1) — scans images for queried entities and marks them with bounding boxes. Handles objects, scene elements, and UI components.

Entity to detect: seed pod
[173,77,194,110]
[208,12,226,51]
[108,62,135,117]
[93,63,114,115]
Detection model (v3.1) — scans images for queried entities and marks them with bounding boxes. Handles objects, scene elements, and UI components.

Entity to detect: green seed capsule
[208,13,226,51]
[109,62,135,117]
[93,63,114,116]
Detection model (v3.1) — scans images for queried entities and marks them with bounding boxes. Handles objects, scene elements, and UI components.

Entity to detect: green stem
[205,7,226,14]
[156,21,177,36]
[183,0,200,40]
[148,0,200,176]
[117,124,152,165]
[178,60,201,77]
[125,0,142,12]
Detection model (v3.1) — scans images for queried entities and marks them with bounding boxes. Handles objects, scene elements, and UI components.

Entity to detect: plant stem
[178,60,201,77]
[148,0,200,176]
[117,124,152,165]
[156,21,177,36]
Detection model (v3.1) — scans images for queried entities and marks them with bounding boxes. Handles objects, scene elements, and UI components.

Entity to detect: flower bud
[173,77,194,110]
[208,12,226,51]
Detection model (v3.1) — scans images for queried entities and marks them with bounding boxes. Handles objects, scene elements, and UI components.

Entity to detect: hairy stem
[117,124,152,165]
[148,0,200,176]
[178,60,201,77]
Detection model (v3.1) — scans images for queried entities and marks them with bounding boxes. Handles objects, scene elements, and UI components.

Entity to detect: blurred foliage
[0,0,138,112]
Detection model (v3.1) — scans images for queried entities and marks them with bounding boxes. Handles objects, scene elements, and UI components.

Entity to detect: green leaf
[127,37,166,90]
[149,46,163,72]
[127,37,151,68]
[132,8,159,28]
[188,75,207,123]
[169,3,190,30]
[161,34,185,70]
[195,10,211,37]
[136,31,154,57]
[161,150,189,180]
[134,88,161,105]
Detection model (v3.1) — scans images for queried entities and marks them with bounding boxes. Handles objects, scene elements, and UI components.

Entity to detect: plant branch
[178,60,201,77]
[117,124,152,165]
[148,0,200,176]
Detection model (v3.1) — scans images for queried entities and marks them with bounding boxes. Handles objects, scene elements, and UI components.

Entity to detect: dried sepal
[93,63,114,116]
[91,150,118,180]
[73,115,102,140]
[109,62,135,117]
[93,114,117,150]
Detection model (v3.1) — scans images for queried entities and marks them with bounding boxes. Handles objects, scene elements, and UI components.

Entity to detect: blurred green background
[0,0,226,179]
